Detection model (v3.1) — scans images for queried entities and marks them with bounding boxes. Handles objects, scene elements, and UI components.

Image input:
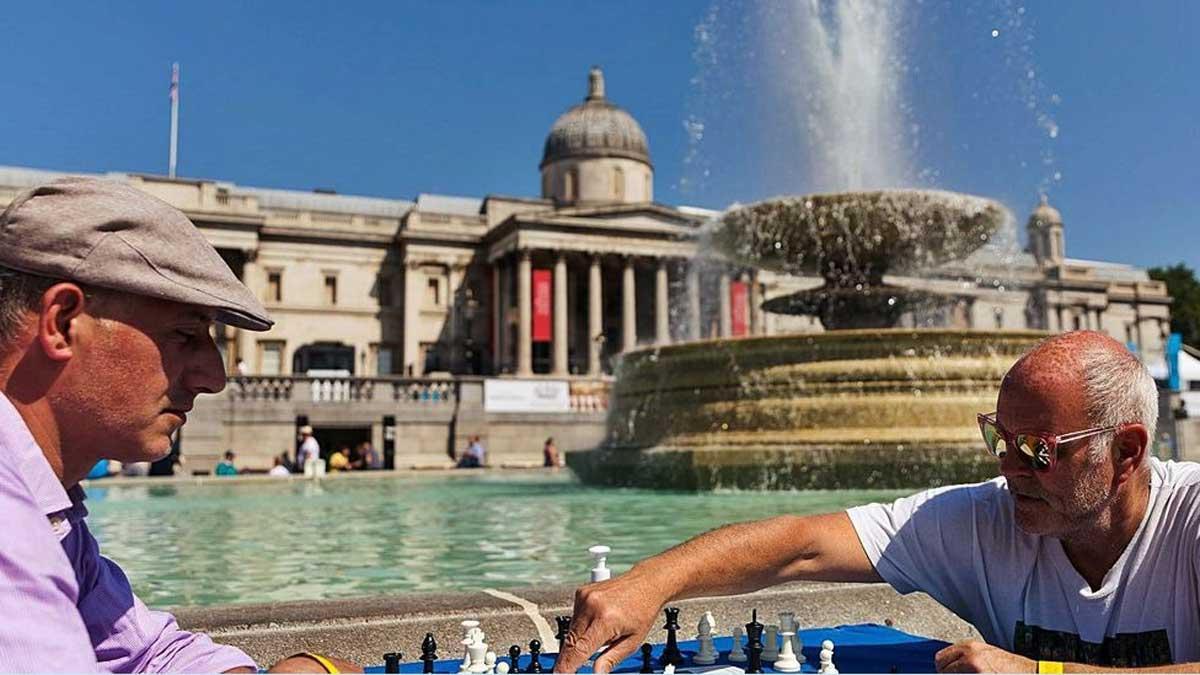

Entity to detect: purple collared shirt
[0,393,257,672]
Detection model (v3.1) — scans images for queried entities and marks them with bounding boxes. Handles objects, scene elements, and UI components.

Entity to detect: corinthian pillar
[622,256,637,351]
[655,259,670,344]
[718,272,731,338]
[687,264,701,340]
[552,254,568,375]
[588,254,603,375]
[517,250,532,376]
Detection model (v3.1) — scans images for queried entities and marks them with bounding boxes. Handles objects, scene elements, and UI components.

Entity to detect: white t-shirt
[848,458,1200,667]
[298,436,320,464]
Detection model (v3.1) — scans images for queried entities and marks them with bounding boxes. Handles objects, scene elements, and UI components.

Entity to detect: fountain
[566,3,1050,490]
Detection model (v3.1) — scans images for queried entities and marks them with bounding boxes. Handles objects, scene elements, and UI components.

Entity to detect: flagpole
[168,62,180,179]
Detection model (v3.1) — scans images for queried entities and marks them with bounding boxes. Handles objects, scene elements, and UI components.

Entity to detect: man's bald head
[1002,330,1158,456]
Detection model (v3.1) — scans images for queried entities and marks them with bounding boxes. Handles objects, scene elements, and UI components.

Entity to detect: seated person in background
[0,178,359,672]
[348,442,365,470]
[359,440,381,470]
[543,437,560,468]
[456,435,485,468]
[555,331,1200,674]
[329,445,351,471]
[215,450,239,476]
[268,455,291,477]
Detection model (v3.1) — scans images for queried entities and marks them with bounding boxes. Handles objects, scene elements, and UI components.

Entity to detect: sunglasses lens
[981,420,1005,457]
[1016,435,1052,470]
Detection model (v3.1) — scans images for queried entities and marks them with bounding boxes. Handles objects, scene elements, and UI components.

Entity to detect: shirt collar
[0,392,73,516]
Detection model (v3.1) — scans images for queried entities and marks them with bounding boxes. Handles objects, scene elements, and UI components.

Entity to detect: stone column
[403,261,424,376]
[655,259,670,344]
[588,254,603,375]
[718,272,732,337]
[553,254,569,375]
[749,271,763,335]
[491,261,502,372]
[622,256,637,351]
[686,264,701,340]
[235,250,259,373]
[447,264,464,371]
[517,250,533,376]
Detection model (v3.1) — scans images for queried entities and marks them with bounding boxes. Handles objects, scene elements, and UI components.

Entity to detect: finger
[592,634,642,675]
[935,644,962,672]
[554,620,608,674]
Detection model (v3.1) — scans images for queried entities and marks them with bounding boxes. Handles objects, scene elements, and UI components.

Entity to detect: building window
[993,307,1004,329]
[259,341,284,375]
[1073,314,1082,331]
[324,274,338,305]
[563,169,577,202]
[612,166,625,200]
[421,341,444,372]
[266,270,282,302]
[372,343,396,375]
[378,274,393,307]
[426,278,440,306]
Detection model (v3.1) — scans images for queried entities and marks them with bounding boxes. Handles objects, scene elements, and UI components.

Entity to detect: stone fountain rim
[620,328,1051,360]
[719,187,1007,216]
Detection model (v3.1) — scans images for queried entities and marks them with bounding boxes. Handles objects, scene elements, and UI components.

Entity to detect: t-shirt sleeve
[0,465,99,672]
[66,520,257,673]
[847,482,998,622]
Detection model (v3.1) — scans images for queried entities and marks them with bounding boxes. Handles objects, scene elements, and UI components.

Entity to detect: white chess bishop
[693,611,718,665]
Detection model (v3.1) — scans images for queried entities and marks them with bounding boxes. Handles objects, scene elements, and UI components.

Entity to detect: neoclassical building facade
[0,68,1173,382]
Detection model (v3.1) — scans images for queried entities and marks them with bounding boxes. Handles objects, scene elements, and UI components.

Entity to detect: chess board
[365,623,950,674]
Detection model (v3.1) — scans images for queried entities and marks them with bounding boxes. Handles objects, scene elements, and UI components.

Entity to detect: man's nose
[189,332,227,395]
[998,443,1035,478]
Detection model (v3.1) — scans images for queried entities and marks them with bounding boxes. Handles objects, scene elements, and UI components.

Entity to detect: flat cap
[0,177,272,331]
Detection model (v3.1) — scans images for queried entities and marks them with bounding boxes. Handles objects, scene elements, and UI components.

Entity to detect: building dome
[1030,193,1062,226]
[540,67,651,169]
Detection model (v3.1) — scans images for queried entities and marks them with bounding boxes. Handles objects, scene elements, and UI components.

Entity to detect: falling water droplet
[991,29,1000,38]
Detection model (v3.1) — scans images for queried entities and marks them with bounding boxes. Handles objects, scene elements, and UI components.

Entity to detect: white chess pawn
[762,624,780,661]
[693,612,717,665]
[663,664,676,675]
[772,631,802,673]
[494,661,510,675]
[728,625,747,662]
[483,650,497,675]
[818,639,838,674]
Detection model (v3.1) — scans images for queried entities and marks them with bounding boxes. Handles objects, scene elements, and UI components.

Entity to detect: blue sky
[2,1,1196,273]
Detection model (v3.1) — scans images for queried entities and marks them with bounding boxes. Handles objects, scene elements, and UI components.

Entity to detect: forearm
[628,512,879,603]
[1061,662,1200,673]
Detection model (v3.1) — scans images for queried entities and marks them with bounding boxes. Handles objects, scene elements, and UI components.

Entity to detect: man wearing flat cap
[0,178,358,672]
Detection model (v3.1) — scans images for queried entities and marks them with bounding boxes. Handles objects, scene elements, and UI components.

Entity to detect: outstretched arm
[554,512,879,673]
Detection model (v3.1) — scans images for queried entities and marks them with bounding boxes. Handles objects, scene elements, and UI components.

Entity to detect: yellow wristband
[1037,661,1064,674]
[301,652,340,674]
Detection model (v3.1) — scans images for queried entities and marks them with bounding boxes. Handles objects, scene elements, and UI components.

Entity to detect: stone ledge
[175,582,978,667]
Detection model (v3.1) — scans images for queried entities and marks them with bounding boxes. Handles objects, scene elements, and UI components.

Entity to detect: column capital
[518,248,533,261]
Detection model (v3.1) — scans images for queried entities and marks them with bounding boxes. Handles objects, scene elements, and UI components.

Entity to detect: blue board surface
[366,623,949,673]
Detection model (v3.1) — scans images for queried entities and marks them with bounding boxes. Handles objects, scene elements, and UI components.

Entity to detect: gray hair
[1079,341,1159,461]
[0,265,60,346]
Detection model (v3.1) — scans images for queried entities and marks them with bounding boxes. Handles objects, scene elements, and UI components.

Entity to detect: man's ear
[1112,423,1149,485]
[37,283,89,362]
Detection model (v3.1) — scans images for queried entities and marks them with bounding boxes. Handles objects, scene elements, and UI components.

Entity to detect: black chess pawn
[384,652,402,674]
[639,643,654,674]
[555,615,572,655]
[745,609,765,674]
[508,644,522,674]
[420,632,438,674]
[658,606,684,668]
[527,639,544,673]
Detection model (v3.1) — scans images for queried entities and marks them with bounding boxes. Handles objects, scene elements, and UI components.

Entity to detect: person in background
[268,455,290,477]
[358,440,381,470]
[214,450,238,476]
[456,435,486,468]
[297,425,320,474]
[329,445,351,472]
[543,437,560,468]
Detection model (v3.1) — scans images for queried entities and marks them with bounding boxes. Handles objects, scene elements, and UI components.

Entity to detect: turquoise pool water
[83,472,907,607]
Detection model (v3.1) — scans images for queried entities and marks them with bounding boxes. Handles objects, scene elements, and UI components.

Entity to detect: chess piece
[484,650,497,675]
[639,643,654,674]
[779,611,801,658]
[745,609,765,674]
[527,639,543,674]
[728,625,747,663]
[384,652,402,674]
[555,615,572,655]
[495,661,511,675]
[462,620,481,664]
[762,624,780,661]
[421,633,438,674]
[693,611,717,665]
[658,607,683,668]
[588,545,612,582]
[507,645,522,674]
[467,634,490,674]
[773,631,801,673]
[663,665,676,675]
[818,639,838,674]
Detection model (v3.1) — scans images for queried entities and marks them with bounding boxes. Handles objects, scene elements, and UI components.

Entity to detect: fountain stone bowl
[710,189,1008,329]
[567,329,1048,490]
[566,189,1046,490]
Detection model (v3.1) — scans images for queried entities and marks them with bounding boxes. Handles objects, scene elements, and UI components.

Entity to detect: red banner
[532,269,552,342]
[730,281,748,337]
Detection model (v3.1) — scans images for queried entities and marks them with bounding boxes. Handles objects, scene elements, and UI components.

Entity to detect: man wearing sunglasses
[556,331,1200,673]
